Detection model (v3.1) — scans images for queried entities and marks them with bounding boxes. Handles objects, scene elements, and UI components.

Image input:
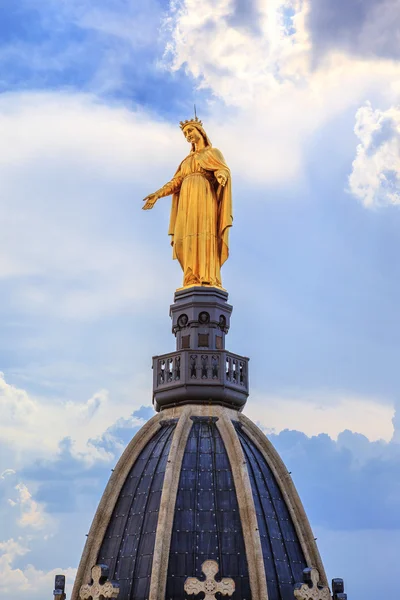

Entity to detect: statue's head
[180,117,212,152]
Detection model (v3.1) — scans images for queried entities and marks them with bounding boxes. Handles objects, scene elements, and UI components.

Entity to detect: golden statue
[143,117,232,289]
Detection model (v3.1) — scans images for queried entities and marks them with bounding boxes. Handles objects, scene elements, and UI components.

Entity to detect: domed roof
[72,405,326,600]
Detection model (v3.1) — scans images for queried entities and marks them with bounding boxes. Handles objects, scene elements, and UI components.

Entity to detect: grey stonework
[152,287,249,411]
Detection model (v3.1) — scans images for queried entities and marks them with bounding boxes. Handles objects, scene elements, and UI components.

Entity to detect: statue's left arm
[198,148,230,187]
[215,168,229,187]
[197,148,232,265]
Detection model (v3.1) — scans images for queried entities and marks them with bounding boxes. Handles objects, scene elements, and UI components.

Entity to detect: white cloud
[0,372,145,466]
[12,484,47,529]
[246,389,394,441]
[349,102,400,208]
[165,0,311,105]
[164,0,400,185]
[0,91,183,318]
[0,538,76,599]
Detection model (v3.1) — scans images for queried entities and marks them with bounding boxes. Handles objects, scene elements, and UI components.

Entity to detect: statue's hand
[142,193,159,210]
[216,173,228,187]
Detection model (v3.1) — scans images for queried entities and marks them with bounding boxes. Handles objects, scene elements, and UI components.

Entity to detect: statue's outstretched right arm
[142,172,183,210]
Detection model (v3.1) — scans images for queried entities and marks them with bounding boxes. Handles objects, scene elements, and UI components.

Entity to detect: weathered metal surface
[97,422,177,600]
[165,417,252,600]
[235,423,308,600]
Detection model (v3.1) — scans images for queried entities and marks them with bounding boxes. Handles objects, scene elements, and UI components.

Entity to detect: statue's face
[183,125,201,145]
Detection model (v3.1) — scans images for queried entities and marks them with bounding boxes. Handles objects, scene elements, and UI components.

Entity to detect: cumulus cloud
[0,372,148,467]
[0,473,51,540]
[163,0,400,186]
[0,91,183,319]
[11,484,47,529]
[349,102,400,208]
[0,392,150,597]
[246,389,394,441]
[0,538,76,599]
[164,0,312,105]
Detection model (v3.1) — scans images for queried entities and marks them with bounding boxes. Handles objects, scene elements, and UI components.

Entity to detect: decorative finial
[54,574,66,600]
[332,578,347,600]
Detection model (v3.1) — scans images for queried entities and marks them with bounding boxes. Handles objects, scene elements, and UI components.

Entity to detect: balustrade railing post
[152,349,249,411]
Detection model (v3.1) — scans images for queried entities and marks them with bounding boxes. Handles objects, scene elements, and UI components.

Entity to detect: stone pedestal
[152,287,249,412]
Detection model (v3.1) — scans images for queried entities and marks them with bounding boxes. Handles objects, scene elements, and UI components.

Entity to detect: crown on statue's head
[179,116,203,130]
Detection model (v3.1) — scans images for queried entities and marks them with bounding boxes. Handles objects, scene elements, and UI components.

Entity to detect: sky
[0,0,399,598]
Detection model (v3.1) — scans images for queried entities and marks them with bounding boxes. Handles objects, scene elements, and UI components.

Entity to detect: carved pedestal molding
[294,568,331,600]
[79,565,119,600]
[184,560,235,600]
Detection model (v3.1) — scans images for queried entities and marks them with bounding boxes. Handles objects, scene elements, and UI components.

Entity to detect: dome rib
[165,415,252,600]
[71,414,164,600]
[238,415,327,587]
[98,420,177,600]
[149,406,193,600]
[216,410,270,600]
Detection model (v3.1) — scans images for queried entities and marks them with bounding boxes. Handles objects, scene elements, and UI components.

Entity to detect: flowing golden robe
[157,147,232,288]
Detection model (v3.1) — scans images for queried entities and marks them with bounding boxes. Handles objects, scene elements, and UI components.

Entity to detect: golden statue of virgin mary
[142,117,232,289]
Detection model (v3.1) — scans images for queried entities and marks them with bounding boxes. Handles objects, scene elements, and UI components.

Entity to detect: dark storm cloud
[308,0,400,60]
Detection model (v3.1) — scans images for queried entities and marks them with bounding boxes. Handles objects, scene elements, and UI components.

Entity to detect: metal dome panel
[235,423,307,600]
[166,417,252,600]
[97,420,177,600]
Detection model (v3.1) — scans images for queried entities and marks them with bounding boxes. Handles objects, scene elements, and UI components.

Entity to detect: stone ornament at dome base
[79,565,119,600]
[184,559,235,600]
[294,567,332,600]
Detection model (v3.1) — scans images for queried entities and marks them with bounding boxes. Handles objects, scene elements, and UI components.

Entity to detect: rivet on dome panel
[97,420,177,600]
[166,417,252,600]
[234,423,308,600]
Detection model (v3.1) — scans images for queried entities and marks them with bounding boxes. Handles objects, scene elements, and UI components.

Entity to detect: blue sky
[0,0,399,598]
